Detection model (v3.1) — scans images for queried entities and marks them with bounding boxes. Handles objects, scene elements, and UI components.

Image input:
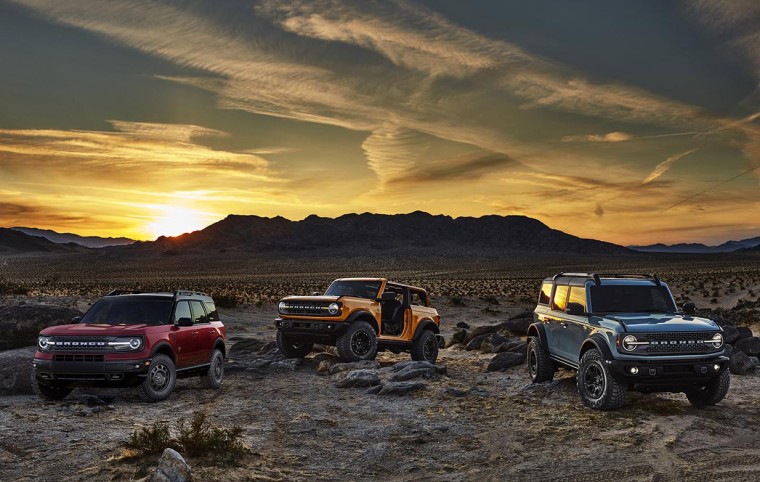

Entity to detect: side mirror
[176,317,193,327]
[378,292,396,302]
[312,291,321,296]
[565,302,586,316]
[682,302,696,315]
[71,316,82,323]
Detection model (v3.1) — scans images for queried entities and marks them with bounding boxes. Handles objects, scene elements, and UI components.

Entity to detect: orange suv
[275,278,441,362]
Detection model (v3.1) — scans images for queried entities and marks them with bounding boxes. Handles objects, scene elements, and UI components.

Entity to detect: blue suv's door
[547,284,570,359]
[560,285,590,365]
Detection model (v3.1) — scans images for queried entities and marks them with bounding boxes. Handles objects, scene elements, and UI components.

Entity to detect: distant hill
[119,211,631,255]
[12,227,134,248]
[0,228,84,253]
[629,235,760,253]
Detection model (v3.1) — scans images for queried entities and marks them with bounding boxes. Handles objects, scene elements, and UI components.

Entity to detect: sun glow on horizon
[144,206,220,239]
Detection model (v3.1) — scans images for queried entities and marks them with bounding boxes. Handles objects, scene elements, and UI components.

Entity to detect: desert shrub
[125,412,244,464]
[0,281,30,295]
[126,421,174,454]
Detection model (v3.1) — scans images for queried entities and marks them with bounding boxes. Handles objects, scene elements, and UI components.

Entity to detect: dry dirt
[1,300,759,481]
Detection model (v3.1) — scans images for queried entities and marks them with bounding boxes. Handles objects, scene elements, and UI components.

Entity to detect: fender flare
[579,334,614,361]
[526,322,549,349]
[413,319,440,340]
[212,338,227,358]
[150,341,176,362]
[346,310,379,333]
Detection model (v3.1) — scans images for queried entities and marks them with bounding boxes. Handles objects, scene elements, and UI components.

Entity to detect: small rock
[106,404,116,410]
[500,317,533,337]
[487,351,526,372]
[480,334,510,354]
[371,381,426,395]
[729,352,756,375]
[84,395,106,406]
[329,360,380,375]
[152,448,191,482]
[465,334,490,351]
[448,328,468,347]
[455,321,470,329]
[0,347,35,395]
[445,387,468,397]
[464,325,500,343]
[335,369,381,388]
[722,325,740,345]
[734,337,760,356]
[750,356,760,367]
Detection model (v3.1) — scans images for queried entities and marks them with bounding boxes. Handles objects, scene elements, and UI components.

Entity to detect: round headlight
[278,301,286,312]
[38,336,51,351]
[129,338,142,350]
[710,332,723,348]
[622,335,638,352]
[328,303,340,315]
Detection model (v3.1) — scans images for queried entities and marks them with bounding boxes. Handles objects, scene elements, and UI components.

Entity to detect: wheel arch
[579,334,614,361]
[213,338,226,358]
[150,342,176,363]
[347,310,379,334]
[413,319,440,340]
[527,322,548,349]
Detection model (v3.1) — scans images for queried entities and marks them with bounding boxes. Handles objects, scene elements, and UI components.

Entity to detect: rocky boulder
[0,347,35,395]
[0,304,82,350]
[152,448,191,482]
[335,369,381,388]
[389,361,446,382]
[366,381,425,396]
[736,326,754,342]
[729,352,756,375]
[487,351,526,372]
[734,337,760,356]
[722,325,740,345]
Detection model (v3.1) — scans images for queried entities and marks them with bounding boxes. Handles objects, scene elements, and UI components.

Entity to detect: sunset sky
[1,0,759,245]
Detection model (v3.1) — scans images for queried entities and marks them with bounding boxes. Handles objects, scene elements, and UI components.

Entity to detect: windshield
[81,298,173,325]
[589,285,676,314]
[324,280,382,299]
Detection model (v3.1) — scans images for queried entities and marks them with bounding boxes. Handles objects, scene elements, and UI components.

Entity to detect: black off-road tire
[30,371,72,401]
[527,336,555,383]
[138,354,177,402]
[411,330,439,363]
[276,331,314,358]
[577,349,625,411]
[336,321,378,362]
[201,349,224,389]
[686,369,730,407]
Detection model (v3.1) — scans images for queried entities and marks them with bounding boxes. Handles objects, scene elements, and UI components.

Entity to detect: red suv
[32,290,227,402]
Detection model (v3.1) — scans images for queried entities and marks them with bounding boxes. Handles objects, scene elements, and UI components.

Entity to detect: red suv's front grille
[53,354,105,362]
[51,336,109,351]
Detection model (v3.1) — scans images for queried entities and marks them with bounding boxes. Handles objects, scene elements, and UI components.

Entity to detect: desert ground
[1,252,760,481]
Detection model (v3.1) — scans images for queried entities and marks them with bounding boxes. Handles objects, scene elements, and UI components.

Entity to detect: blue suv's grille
[640,332,720,355]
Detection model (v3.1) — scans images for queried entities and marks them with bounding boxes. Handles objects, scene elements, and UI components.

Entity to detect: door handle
[192,331,198,335]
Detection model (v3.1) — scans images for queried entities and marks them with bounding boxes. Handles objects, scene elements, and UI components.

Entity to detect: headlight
[709,332,723,348]
[328,303,340,315]
[109,337,143,351]
[38,336,53,351]
[278,301,286,313]
[621,335,638,352]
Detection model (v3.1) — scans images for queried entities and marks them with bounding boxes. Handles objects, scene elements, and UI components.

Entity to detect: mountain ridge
[0,228,85,253]
[11,227,135,248]
[118,211,632,255]
[629,235,760,253]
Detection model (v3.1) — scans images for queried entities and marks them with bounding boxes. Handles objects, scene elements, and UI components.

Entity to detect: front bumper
[33,356,152,387]
[608,355,729,387]
[274,317,349,343]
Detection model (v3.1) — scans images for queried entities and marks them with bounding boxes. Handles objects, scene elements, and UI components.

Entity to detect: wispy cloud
[642,148,699,184]
[361,124,429,185]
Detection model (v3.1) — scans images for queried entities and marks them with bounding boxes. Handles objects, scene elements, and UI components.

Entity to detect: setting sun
[144,206,219,239]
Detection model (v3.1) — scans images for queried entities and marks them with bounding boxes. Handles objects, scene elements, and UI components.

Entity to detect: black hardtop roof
[543,273,662,287]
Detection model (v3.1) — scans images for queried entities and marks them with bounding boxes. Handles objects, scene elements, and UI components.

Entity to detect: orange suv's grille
[280,303,331,316]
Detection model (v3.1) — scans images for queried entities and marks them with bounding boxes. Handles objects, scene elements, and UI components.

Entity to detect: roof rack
[105,290,144,296]
[552,273,660,286]
[172,290,210,299]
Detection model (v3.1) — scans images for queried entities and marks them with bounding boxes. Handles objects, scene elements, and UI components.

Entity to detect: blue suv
[528,273,729,410]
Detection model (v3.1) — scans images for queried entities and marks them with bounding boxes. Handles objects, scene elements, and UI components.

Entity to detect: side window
[552,285,569,312]
[204,302,220,321]
[174,301,192,324]
[568,286,587,312]
[410,290,427,306]
[538,282,552,305]
[190,300,208,324]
